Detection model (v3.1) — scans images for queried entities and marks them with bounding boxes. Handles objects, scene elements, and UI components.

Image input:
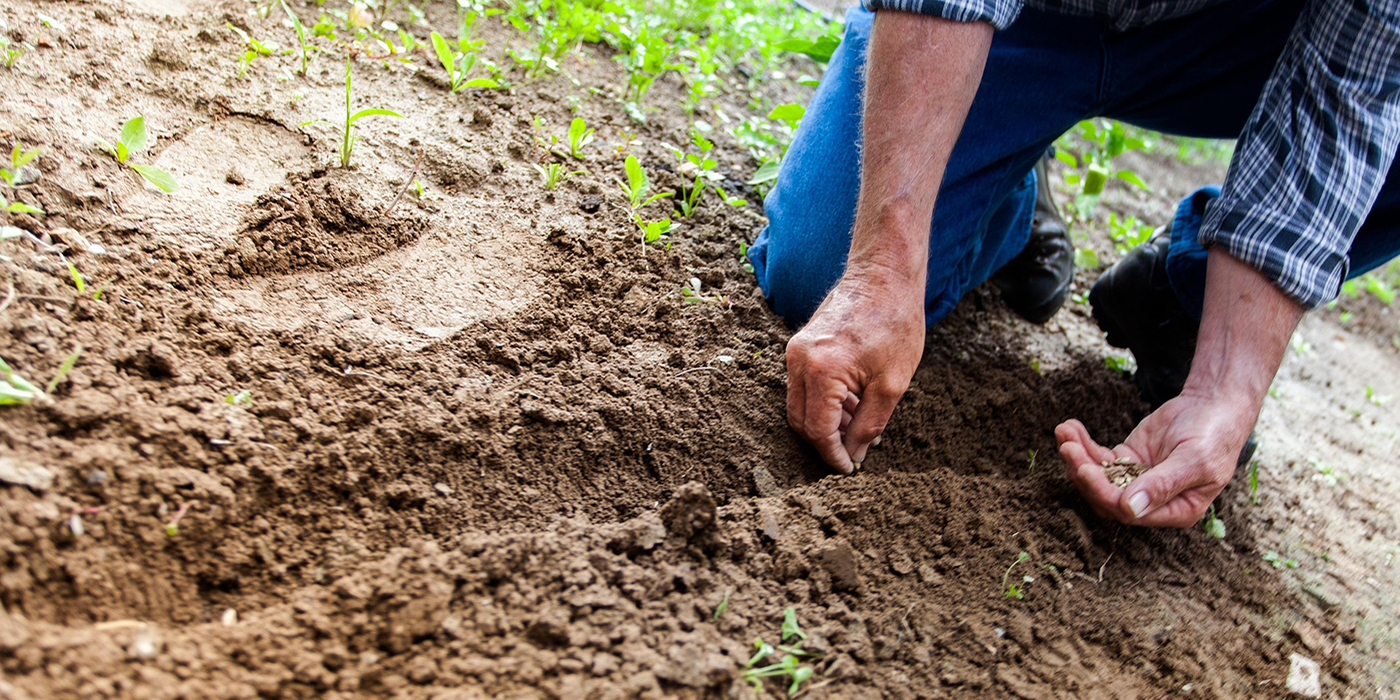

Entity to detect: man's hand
[781,11,992,472]
[786,268,925,473]
[1059,249,1304,527]
[1056,390,1253,526]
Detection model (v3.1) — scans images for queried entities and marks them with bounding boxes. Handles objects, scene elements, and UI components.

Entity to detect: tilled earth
[1,0,1397,699]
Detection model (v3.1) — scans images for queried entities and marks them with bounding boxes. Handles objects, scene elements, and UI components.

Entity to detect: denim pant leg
[749,6,1101,328]
[1089,0,1400,315]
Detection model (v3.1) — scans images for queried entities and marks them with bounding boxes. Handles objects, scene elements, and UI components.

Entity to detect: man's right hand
[785,266,926,473]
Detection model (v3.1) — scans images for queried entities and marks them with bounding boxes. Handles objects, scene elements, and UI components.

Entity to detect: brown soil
[2,1,1398,699]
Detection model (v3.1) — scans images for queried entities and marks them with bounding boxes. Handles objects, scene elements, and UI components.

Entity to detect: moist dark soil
[1,1,1397,699]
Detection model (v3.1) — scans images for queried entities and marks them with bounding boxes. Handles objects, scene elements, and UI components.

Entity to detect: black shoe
[1090,228,1258,467]
[992,155,1074,324]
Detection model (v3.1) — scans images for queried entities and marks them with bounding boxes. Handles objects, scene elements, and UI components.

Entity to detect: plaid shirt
[863,0,1400,309]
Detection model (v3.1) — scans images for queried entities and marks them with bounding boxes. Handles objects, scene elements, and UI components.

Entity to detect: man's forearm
[849,12,993,287]
[1183,250,1305,416]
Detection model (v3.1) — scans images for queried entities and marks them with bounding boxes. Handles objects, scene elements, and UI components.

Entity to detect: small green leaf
[748,160,780,185]
[774,35,840,63]
[781,607,806,642]
[1116,169,1150,191]
[1053,150,1078,168]
[458,77,499,88]
[347,108,403,124]
[120,116,148,155]
[130,164,179,193]
[767,103,805,129]
[14,146,40,169]
[1073,247,1099,269]
[45,346,81,394]
[67,262,86,293]
[116,141,129,164]
[6,202,44,215]
[430,31,456,83]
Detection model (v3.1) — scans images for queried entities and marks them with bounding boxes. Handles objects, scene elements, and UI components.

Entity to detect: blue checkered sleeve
[860,0,1023,30]
[1199,0,1400,309]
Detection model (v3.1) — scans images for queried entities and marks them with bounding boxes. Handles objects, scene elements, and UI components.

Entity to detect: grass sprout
[280,0,321,75]
[533,162,582,190]
[1001,551,1030,599]
[227,22,278,78]
[742,607,817,697]
[301,59,403,168]
[430,24,499,92]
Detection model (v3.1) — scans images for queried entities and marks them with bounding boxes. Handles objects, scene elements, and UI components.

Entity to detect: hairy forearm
[848,12,992,287]
[1183,250,1305,413]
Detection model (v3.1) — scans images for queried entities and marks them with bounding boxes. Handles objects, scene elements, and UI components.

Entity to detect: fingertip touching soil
[1,0,1398,698]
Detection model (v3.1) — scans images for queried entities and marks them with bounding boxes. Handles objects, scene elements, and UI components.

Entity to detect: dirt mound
[227,175,424,276]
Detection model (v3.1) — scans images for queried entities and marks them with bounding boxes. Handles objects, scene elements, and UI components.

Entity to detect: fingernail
[1128,491,1151,518]
[871,435,882,447]
[852,447,869,464]
[850,460,862,473]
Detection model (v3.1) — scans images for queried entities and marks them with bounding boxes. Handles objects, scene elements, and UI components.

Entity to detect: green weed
[713,590,729,620]
[1248,460,1260,504]
[742,607,817,697]
[1107,212,1154,254]
[533,161,582,190]
[668,130,720,217]
[680,277,734,309]
[1,37,30,68]
[301,59,403,168]
[1263,550,1299,569]
[280,0,321,75]
[1104,355,1133,375]
[1001,551,1031,600]
[227,23,279,78]
[1200,505,1226,539]
[566,117,594,160]
[616,154,669,209]
[98,117,180,193]
[430,21,499,92]
[226,390,253,406]
[1055,119,1151,220]
[1026,448,1037,473]
[1073,246,1100,269]
[1366,385,1390,406]
[1,348,80,406]
[737,240,754,274]
[2,142,44,216]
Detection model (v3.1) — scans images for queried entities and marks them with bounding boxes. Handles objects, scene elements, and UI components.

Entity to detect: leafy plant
[430,25,499,92]
[1,142,40,188]
[1366,385,1390,406]
[713,590,729,620]
[680,277,734,309]
[742,607,817,697]
[767,103,805,129]
[1,37,30,68]
[616,154,669,210]
[1001,551,1031,600]
[1055,119,1151,220]
[1263,550,1299,569]
[1201,505,1226,539]
[566,118,594,160]
[1107,212,1154,254]
[1,347,79,406]
[1073,246,1100,269]
[302,59,403,168]
[669,130,720,217]
[533,161,582,190]
[1104,355,1133,375]
[227,23,278,78]
[98,117,180,193]
[737,240,755,273]
[226,390,253,406]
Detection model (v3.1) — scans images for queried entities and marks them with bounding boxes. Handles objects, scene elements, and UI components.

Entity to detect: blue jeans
[750,0,1400,327]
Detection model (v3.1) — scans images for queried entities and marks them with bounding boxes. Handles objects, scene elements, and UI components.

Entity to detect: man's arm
[1058,250,1303,527]
[785,11,992,473]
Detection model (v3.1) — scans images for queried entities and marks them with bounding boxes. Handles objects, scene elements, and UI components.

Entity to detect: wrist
[847,208,929,287]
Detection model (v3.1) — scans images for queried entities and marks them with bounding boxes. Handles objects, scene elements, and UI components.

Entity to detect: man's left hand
[1055,388,1255,527]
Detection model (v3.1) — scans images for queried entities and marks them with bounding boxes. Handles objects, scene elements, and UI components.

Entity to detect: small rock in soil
[0,458,55,492]
[1286,653,1322,698]
[816,540,860,591]
[751,467,780,497]
[1101,458,1150,487]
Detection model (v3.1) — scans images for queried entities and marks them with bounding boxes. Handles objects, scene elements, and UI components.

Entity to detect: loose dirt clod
[1101,458,1150,488]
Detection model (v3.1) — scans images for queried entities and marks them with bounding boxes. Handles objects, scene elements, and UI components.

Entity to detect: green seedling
[1105,355,1133,375]
[0,191,42,216]
[1108,212,1154,255]
[1,37,30,68]
[430,27,499,92]
[1201,505,1226,539]
[713,590,729,620]
[533,162,582,190]
[635,216,676,254]
[1073,246,1100,269]
[1310,457,1344,487]
[1027,448,1037,473]
[98,117,180,193]
[227,23,278,78]
[669,130,720,217]
[1,347,79,406]
[1366,385,1390,406]
[1001,551,1030,599]
[616,154,669,210]
[566,117,594,160]
[165,502,192,536]
[301,59,403,168]
[2,141,40,187]
[1263,550,1299,569]
[737,240,755,274]
[1055,119,1151,220]
[742,608,817,697]
[280,0,321,75]
[681,277,734,309]
[226,390,253,406]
